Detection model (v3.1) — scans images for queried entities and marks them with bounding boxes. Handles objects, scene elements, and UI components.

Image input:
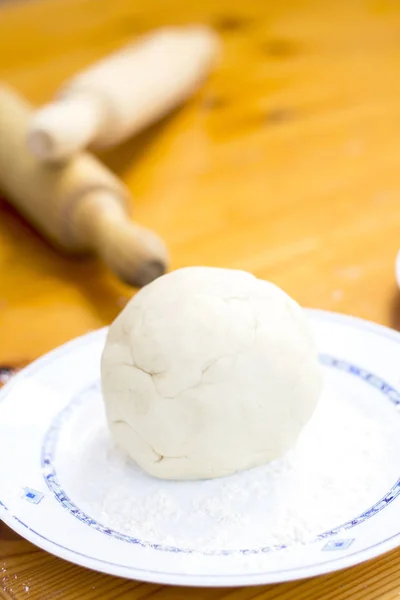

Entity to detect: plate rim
[1,309,400,587]
[1,503,400,587]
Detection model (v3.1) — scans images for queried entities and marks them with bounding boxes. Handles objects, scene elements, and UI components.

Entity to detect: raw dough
[101,267,322,480]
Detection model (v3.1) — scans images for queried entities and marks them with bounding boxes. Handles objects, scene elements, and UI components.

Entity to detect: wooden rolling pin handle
[70,190,169,286]
[27,94,103,162]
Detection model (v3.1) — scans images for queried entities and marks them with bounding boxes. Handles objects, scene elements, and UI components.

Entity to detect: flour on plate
[65,387,399,552]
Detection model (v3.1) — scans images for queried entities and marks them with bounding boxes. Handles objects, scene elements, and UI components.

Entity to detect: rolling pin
[27,25,219,162]
[0,84,168,287]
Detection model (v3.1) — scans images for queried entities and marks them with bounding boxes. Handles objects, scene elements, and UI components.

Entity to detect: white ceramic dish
[0,310,400,587]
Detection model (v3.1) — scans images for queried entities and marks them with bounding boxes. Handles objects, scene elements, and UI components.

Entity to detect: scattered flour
[63,384,400,554]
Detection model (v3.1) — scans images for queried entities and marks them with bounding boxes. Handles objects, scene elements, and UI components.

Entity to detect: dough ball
[101,267,322,480]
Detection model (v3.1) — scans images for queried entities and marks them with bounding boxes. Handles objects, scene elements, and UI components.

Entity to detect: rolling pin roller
[27,25,219,161]
[0,85,168,286]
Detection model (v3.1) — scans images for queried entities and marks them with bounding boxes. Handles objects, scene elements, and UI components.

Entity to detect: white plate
[1,310,400,587]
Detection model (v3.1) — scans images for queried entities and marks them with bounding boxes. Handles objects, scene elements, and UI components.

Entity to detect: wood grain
[1,0,400,597]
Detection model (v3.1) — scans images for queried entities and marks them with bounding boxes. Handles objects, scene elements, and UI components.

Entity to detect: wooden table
[1,0,400,597]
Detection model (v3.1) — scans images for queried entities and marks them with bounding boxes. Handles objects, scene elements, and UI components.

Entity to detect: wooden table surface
[1,0,400,597]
